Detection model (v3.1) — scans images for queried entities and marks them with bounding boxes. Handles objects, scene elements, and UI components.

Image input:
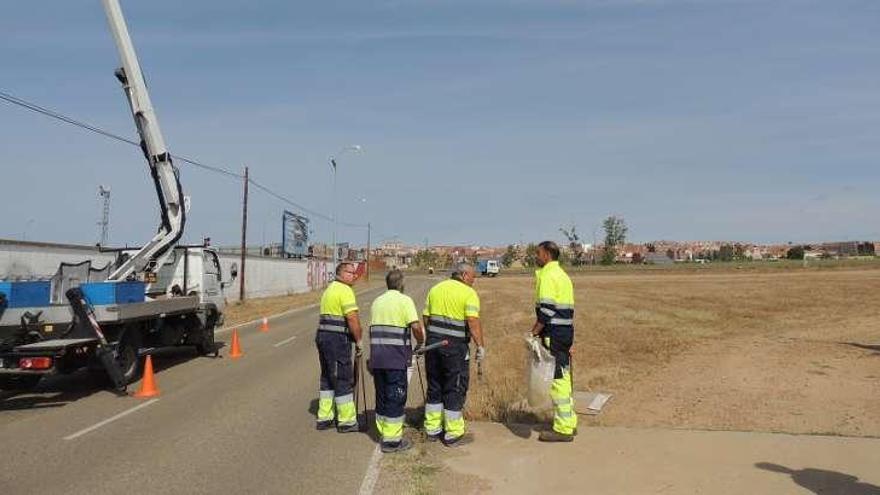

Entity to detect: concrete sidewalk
[441,423,880,494]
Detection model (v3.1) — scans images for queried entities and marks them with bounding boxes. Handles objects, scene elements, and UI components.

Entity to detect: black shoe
[337,423,360,433]
[316,420,334,431]
[381,438,413,454]
[538,430,574,442]
[425,432,442,442]
[442,433,473,448]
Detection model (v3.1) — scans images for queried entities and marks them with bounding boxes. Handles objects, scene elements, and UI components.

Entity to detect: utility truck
[475,259,500,277]
[0,0,234,391]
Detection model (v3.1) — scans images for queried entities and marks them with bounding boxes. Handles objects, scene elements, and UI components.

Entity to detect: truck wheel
[0,374,42,391]
[115,335,142,385]
[196,324,217,357]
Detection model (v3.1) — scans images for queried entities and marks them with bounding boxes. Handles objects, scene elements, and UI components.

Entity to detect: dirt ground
[467,266,880,437]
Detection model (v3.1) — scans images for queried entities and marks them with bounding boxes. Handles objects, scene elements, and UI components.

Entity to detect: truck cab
[135,246,228,319]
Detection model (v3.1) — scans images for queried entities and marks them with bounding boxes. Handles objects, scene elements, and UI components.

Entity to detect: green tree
[734,243,747,261]
[786,245,805,260]
[413,249,441,268]
[601,216,628,265]
[559,225,586,266]
[501,245,518,268]
[718,244,734,262]
[523,243,539,267]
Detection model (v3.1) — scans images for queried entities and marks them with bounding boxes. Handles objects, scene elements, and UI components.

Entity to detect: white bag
[525,336,555,410]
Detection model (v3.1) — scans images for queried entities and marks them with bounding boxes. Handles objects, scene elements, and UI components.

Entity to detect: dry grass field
[467,265,880,437]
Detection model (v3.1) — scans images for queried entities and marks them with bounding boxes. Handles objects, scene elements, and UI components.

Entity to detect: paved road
[0,277,436,495]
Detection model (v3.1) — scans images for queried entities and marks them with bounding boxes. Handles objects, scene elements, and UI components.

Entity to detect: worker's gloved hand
[475,346,486,363]
[413,344,425,356]
[355,343,364,358]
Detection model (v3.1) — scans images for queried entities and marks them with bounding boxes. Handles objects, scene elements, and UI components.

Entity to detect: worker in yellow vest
[315,262,364,433]
[530,241,577,442]
[423,262,485,446]
[369,269,425,453]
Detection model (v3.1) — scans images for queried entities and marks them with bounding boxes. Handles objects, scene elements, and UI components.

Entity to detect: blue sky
[2,0,878,248]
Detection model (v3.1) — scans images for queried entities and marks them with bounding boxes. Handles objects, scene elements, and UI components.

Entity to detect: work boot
[442,433,474,448]
[381,438,413,454]
[316,420,334,431]
[337,423,360,433]
[538,430,574,443]
[425,431,442,442]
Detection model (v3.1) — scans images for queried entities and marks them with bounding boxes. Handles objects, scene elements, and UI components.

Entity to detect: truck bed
[0,296,201,331]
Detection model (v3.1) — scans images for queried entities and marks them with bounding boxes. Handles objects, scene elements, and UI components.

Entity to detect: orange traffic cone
[259,317,269,333]
[229,328,244,359]
[133,355,160,398]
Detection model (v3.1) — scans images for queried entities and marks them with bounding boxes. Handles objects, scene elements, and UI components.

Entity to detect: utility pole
[239,166,249,302]
[366,222,371,281]
[97,185,111,246]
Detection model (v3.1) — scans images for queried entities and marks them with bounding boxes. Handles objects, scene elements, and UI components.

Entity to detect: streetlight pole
[366,221,371,281]
[328,145,362,271]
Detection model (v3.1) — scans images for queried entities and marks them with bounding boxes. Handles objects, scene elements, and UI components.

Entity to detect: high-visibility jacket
[370,289,419,369]
[423,279,480,344]
[317,281,358,335]
[535,261,574,334]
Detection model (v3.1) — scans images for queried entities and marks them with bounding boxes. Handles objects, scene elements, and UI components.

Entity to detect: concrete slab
[442,422,880,494]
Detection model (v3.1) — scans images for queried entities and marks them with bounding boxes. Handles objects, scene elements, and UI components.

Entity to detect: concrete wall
[218,254,333,302]
[0,239,333,303]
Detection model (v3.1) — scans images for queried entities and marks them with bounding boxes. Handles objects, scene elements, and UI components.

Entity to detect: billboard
[336,242,350,261]
[282,210,309,258]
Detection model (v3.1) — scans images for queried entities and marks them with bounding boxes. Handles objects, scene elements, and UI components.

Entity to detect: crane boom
[101,0,185,282]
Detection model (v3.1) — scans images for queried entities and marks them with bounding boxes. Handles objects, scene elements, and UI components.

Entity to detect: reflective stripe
[444,409,463,420]
[557,410,574,418]
[319,390,335,399]
[371,325,406,335]
[425,403,443,413]
[555,303,574,310]
[539,307,555,316]
[465,305,479,313]
[335,393,354,405]
[428,326,467,339]
[552,397,570,405]
[319,314,350,334]
[538,298,557,305]
[342,303,358,312]
[372,338,409,346]
[371,324,410,348]
[550,318,573,326]
[429,316,466,328]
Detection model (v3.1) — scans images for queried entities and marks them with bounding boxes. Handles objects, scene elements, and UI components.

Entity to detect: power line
[0,89,243,179]
[247,177,333,222]
[0,89,345,224]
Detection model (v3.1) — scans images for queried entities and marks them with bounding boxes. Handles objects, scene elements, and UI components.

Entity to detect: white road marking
[358,445,383,495]
[359,351,420,495]
[63,399,159,440]
[273,335,298,348]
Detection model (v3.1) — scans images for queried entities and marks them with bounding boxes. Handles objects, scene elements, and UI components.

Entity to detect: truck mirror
[230,263,238,281]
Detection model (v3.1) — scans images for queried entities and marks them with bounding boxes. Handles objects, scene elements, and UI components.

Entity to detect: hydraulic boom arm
[102,0,185,282]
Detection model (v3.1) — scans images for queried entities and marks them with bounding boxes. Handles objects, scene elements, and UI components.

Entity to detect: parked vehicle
[476,259,500,277]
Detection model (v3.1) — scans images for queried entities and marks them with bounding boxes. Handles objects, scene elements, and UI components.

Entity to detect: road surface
[0,276,436,494]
